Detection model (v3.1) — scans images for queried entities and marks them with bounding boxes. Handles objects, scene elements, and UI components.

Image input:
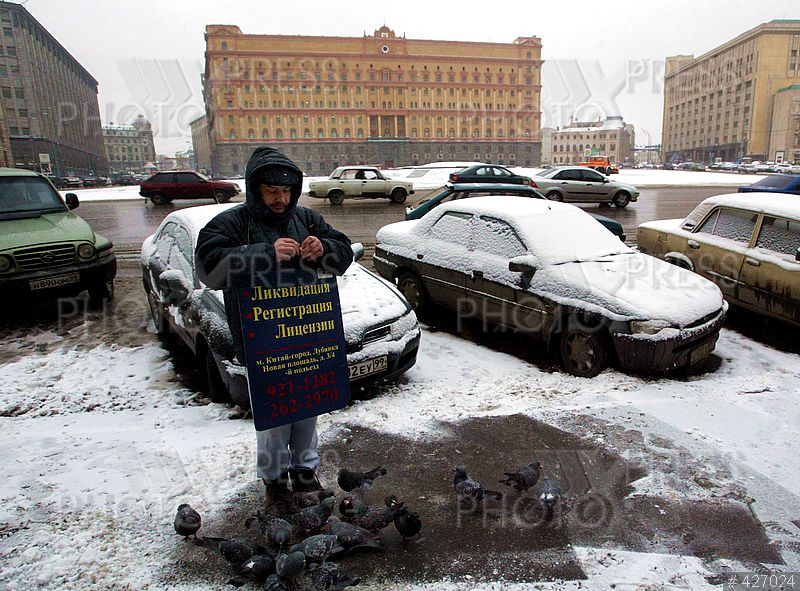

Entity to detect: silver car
[532,166,639,207]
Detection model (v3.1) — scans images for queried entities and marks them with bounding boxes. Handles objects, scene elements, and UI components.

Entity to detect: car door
[737,214,800,324]
[166,223,200,344]
[416,211,472,310]
[338,168,362,196]
[549,169,582,201]
[467,215,536,331]
[362,169,387,196]
[147,221,178,321]
[577,168,611,201]
[685,207,757,301]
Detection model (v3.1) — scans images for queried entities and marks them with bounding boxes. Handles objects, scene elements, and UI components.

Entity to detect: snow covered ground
[64,167,766,202]
[1,320,798,589]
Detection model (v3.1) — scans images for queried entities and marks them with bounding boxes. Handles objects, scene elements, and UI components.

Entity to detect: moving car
[638,192,800,327]
[374,196,726,378]
[405,182,627,240]
[531,166,639,207]
[141,205,421,407]
[307,166,414,205]
[448,164,533,186]
[0,167,116,304]
[738,174,800,196]
[139,171,241,206]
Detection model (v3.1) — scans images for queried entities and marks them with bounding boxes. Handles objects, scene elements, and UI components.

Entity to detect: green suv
[0,168,116,303]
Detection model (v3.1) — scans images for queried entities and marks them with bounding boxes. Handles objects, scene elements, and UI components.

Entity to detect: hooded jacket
[196,147,353,361]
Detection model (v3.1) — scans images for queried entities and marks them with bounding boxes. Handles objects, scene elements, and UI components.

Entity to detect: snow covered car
[141,205,420,408]
[307,166,414,205]
[637,192,800,327]
[374,196,727,378]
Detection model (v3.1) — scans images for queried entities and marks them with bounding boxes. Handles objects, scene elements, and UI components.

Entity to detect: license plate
[690,338,716,365]
[348,356,388,380]
[29,273,80,290]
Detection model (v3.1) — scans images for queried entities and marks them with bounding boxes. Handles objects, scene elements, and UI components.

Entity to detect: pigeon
[275,551,306,579]
[247,511,295,548]
[291,497,336,531]
[453,466,503,503]
[293,562,361,591]
[499,459,542,493]
[289,534,345,563]
[325,516,383,550]
[173,503,202,537]
[293,488,335,509]
[230,553,275,585]
[348,495,405,533]
[193,536,268,565]
[538,476,562,519]
[393,506,423,540]
[337,465,387,492]
[263,573,292,591]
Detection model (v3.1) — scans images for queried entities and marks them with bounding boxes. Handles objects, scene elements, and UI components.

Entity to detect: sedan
[532,166,639,207]
[374,196,726,378]
[449,164,533,186]
[405,182,627,240]
[738,174,800,196]
[141,205,421,407]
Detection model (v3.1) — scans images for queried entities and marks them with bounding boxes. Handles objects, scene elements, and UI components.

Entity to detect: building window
[229,129,236,139]
[290,129,297,139]
[262,129,269,139]
[357,128,364,138]
[276,129,283,139]
[318,129,324,138]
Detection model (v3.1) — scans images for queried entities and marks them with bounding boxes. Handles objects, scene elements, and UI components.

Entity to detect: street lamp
[641,128,652,165]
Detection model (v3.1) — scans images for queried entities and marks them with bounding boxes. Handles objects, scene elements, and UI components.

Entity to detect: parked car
[738,174,800,196]
[662,163,676,170]
[0,167,116,304]
[638,192,800,327]
[448,164,533,186]
[374,196,726,378]
[61,176,83,189]
[531,166,639,207]
[307,166,414,205]
[141,205,421,407]
[139,171,240,205]
[405,182,627,240]
[81,176,99,188]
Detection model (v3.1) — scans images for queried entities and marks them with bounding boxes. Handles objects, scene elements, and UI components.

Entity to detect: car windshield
[0,177,66,216]
[750,175,795,189]
[196,172,211,181]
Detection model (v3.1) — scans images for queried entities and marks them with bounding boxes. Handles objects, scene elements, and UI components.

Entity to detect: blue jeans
[256,416,320,481]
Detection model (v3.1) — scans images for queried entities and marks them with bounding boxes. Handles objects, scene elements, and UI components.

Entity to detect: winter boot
[264,472,294,516]
[289,467,325,493]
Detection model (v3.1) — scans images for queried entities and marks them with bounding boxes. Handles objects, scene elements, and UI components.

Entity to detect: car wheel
[559,321,608,378]
[203,347,231,403]
[146,288,169,335]
[150,192,170,206]
[397,271,427,317]
[214,190,231,204]
[88,279,114,307]
[329,190,344,205]
[546,190,563,202]
[390,188,408,203]
[612,191,630,208]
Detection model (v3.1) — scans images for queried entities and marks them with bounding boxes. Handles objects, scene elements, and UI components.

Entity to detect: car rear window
[0,177,65,215]
[755,216,800,256]
[751,175,795,189]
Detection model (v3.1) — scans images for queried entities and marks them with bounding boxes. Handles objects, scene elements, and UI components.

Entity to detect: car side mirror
[509,259,536,286]
[352,242,364,262]
[159,270,192,305]
[602,178,609,183]
[65,193,79,210]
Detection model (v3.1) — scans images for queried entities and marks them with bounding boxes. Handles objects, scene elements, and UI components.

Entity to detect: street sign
[591,147,601,156]
[776,151,785,164]
[38,153,50,164]
[238,268,351,431]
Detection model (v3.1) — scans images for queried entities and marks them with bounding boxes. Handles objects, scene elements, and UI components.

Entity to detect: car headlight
[0,254,12,273]
[77,243,96,259]
[629,319,672,335]
[390,310,420,339]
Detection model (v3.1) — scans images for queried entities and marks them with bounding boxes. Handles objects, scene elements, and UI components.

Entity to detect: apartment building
[548,116,635,165]
[102,115,156,173]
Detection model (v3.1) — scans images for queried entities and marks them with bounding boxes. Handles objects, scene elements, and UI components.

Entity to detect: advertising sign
[775,151,785,164]
[238,269,350,431]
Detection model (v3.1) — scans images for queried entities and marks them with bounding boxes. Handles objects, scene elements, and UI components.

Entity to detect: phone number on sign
[268,388,340,418]
[263,371,336,399]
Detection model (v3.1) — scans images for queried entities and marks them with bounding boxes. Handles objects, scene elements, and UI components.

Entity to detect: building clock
[381,44,390,54]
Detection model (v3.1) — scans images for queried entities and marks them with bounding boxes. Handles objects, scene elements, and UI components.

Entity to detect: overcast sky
[20,0,800,155]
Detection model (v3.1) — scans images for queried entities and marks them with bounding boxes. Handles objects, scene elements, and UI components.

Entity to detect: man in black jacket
[196,147,352,514]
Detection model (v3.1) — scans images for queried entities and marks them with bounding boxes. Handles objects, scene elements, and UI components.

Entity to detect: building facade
[550,116,635,165]
[102,115,156,173]
[203,25,542,176]
[768,84,800,164]
[190,113,212,173]
[0,1,108,176]
[662,20,800,164]
[0,99,11,166]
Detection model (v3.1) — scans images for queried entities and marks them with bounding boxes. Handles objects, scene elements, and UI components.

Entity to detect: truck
[578,156,618,175]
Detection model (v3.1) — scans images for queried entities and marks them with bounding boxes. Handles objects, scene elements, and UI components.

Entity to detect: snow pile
[0,343,195,417]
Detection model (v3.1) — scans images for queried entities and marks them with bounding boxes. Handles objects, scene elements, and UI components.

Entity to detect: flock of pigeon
[173,459,559,589]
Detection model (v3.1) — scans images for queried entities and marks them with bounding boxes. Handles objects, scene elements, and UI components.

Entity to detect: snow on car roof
[162,203,239,243]
[698,192,800,219]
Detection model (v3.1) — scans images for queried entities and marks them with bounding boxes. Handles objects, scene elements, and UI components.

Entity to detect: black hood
[244,146,304,224]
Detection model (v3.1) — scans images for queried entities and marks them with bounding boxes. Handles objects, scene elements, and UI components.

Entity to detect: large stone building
[0,1,108,176]
[662,20,800,164]
[190,113,212,172]
[203,25,542,176]
[548,116,635,165]
[768,84,800,164]
[102,115,156,173]
[0,100,11,166]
